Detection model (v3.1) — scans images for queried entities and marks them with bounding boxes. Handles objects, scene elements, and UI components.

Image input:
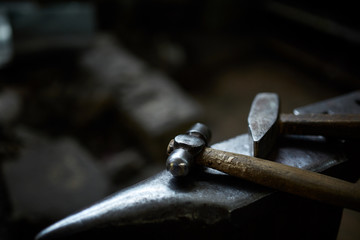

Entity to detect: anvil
[36,91,360,240]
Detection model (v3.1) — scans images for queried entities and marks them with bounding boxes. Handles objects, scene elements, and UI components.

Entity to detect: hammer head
[248,93,280,158]
[166,123,211,177]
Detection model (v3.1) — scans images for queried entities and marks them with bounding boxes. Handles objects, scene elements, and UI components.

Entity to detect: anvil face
[37,134,348,240]
[37,91,360,240]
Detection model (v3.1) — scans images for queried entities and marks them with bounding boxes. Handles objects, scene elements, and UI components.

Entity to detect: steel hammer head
[248,93,280,158]
[166,123,211,177]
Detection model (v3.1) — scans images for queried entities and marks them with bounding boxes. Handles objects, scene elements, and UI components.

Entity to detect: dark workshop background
[0,1,359,239]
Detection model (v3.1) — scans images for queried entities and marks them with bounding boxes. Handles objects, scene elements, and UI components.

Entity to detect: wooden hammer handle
[198,147,360,211]
[280,113,360,138]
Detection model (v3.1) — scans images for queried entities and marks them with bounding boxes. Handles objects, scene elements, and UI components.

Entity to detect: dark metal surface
[247,92,280,158]
[294,90,360,114]
[186,122,211,142]
[248,91,360,158]
[36,91,360,240]
[36,133,348,240]
[166,123,209,177]
[166,121,360,210]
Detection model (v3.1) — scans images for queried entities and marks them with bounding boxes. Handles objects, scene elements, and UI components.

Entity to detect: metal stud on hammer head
[166,123,211,177]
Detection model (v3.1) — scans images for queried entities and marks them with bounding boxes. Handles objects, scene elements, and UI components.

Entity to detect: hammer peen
[166,123,360,211]
[248,93,360,158]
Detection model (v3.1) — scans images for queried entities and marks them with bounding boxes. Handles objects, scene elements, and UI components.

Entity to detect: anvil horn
[36,134,274,239]
[36,134,347,239]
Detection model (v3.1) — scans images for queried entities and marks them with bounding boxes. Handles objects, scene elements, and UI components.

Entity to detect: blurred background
[0,1,359,239]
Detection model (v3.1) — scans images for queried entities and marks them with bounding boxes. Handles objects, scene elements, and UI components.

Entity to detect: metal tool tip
[166,149,192,177]
[35,230,50,240]
[34,214,86,240]
[167,161,188,177]
[35,225,66,240]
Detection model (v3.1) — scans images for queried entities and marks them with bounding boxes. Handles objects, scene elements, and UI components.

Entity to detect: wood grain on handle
[198,147,360,211]
[280,113,360,138]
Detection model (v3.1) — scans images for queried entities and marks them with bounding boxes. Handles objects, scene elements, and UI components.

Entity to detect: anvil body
[37,91,360,240]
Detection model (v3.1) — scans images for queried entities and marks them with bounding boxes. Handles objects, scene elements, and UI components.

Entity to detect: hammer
[166,123,360,211]
[248,93,360,158]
